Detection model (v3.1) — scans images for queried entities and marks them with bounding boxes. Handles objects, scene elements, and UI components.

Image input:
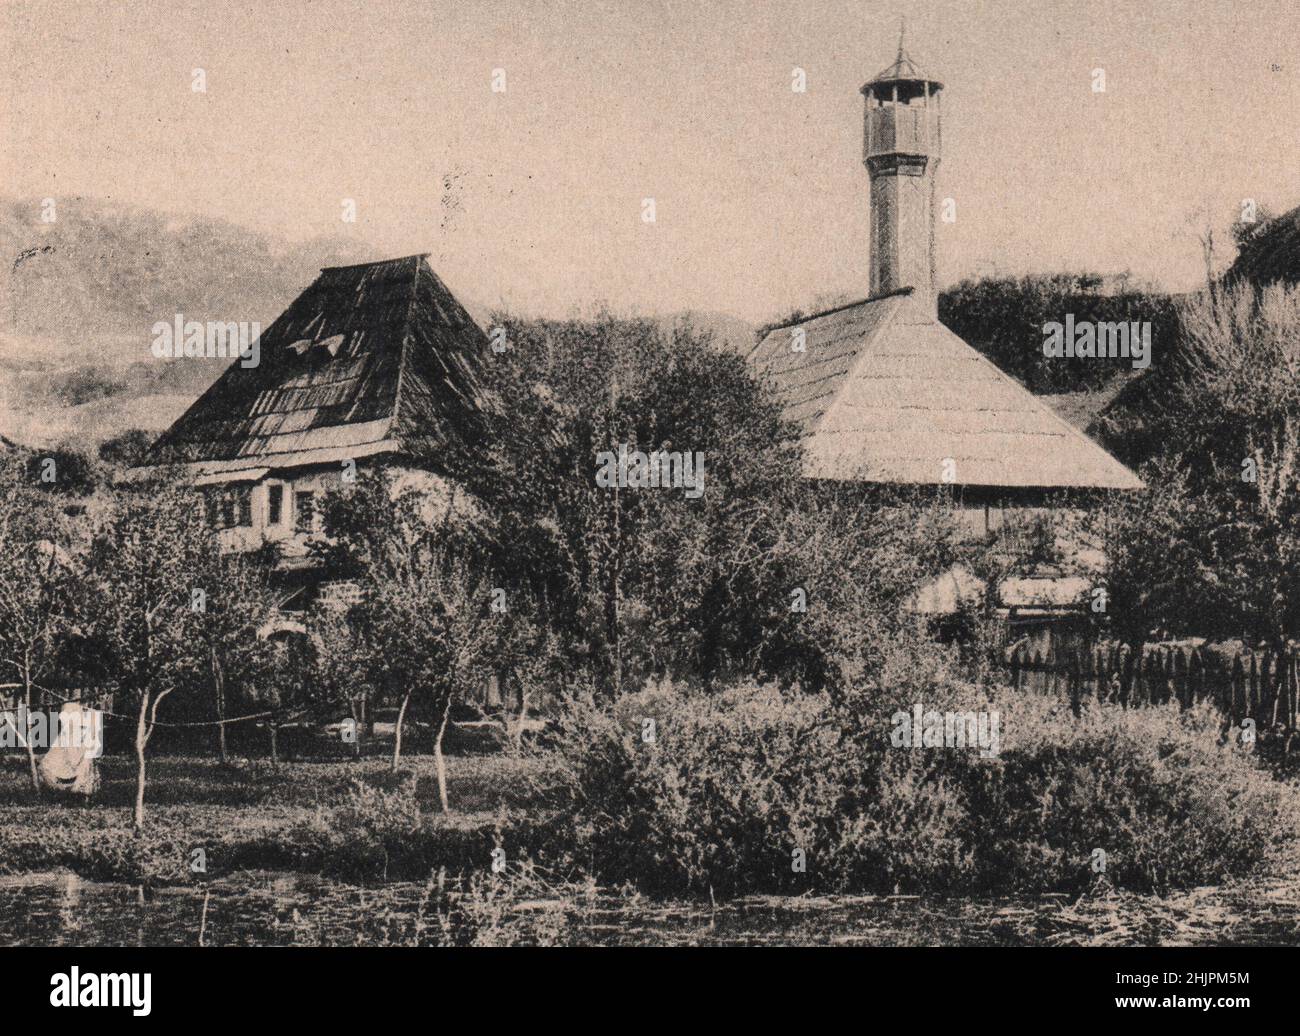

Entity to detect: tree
[450,312,828,696]
[0,459,78,795]
[304,605,374,761]
[363,540,498,809]
[186,546,283,764]
[938,272,1177,393]
[1097,283,1300,646]
[86,480,214,829]
[413,311,967,700]
[318,471,504,805]
[98,429,155,470]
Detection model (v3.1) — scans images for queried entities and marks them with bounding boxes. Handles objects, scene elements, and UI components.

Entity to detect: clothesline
[2,683,308,729]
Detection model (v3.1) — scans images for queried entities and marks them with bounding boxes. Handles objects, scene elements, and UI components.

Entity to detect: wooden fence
[1005,641,1300,732]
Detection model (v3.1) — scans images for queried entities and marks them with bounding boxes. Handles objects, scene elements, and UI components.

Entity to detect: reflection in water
[1,871,1299,946]
[57,872,81,937]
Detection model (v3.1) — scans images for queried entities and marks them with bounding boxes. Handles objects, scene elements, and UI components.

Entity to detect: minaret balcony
[864,104,939,162]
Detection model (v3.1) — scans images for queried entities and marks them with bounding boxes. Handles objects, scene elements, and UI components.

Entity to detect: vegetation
[938,272,1178,393]
[1095,284,1300,646]
[4,303,1300,945]
[547,661,1297,898]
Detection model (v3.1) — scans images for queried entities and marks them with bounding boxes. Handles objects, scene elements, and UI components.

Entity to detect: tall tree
[319,471,503,804]
[1097,284,1300,646]
[0,460,78,795]
[86,480,214,829]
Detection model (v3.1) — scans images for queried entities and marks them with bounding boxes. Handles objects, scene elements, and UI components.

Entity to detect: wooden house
[135,253,491,599]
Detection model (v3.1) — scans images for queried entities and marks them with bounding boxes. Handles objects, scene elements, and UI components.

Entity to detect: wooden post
[1069,649,1081,717]
[1249,653,1259,726]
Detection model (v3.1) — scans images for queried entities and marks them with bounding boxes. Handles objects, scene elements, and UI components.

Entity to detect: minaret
[861,27,943,317]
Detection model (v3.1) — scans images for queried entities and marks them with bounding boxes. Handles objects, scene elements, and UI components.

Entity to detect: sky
[2,0,1298,323]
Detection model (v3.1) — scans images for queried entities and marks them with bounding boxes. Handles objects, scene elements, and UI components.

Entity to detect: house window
[212,487,252,528]
[294,490,315,533]
[267,484,283,526]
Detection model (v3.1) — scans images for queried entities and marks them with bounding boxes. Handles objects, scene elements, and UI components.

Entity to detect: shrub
[962,696,1298,893]
[0,809,200,885]
[287,774,424,879]
[547,671,1300,898]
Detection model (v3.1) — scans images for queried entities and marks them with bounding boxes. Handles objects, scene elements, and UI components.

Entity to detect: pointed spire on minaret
[869,18,934,84]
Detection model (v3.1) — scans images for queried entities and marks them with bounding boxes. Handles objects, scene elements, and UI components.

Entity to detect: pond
[4,871,1300,946]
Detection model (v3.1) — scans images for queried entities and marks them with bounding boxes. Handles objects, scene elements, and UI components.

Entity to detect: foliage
[547,662,1299,898]
[938,272,1177,393]
[445,311,955,697]
[82,477,280,826]
[1096,284,1300,643]
[0,458,83,791]
[23,447,98,496]
[97,429,155,469]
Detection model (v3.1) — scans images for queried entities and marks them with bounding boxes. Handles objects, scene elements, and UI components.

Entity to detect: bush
[547,669,1300,898]
[287,774,425,879]
[0,809,202,885]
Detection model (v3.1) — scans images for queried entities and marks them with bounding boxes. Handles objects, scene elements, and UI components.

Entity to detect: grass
[4,749,1300,945]
[0,751,558,885]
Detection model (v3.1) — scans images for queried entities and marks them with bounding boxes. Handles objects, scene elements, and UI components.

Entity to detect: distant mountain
[0,196,385,448]
[1,196,376,358]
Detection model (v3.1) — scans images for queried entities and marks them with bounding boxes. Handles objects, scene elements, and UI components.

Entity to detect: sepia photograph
[1,0,1297,1012]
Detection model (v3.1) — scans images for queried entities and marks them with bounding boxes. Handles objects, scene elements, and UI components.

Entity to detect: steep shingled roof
[750,292,1143,490]
[146,254,491,475]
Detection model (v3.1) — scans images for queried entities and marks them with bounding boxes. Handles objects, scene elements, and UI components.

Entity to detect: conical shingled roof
[867,30,942,88]
[749,293,1143,491]
[145,254,492,476]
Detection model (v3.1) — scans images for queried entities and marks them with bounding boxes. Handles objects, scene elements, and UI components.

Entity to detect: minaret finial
[897,16,906,60]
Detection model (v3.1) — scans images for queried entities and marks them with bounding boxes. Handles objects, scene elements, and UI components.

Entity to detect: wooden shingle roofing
[750,292,1143,490]
[146,254,491,475]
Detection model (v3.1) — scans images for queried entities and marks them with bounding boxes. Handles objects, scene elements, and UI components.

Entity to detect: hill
[1224,203,1300,287]
[0,196,382,448]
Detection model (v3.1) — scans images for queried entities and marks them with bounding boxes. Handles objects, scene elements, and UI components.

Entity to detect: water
[3,871,1298,946]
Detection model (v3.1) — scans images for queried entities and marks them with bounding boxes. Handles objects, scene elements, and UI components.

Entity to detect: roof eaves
[756,286,915,341]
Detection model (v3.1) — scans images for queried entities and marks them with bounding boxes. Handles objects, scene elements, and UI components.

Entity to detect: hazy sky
[3,0,1298,322]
